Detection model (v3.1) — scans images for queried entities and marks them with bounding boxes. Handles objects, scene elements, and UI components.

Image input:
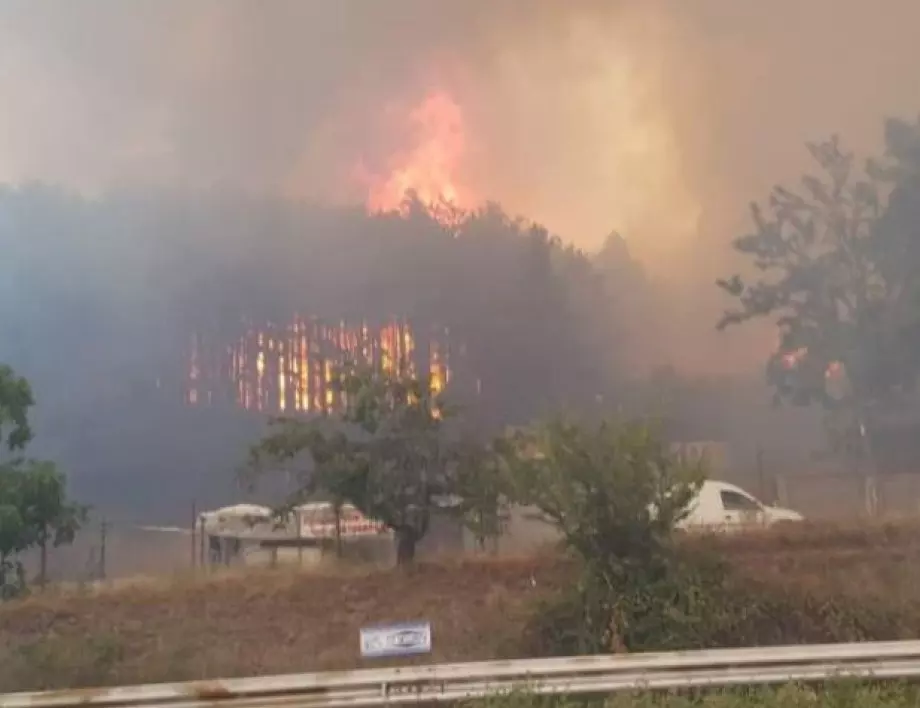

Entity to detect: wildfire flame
[361,91,471,218]
[187,317,451,414]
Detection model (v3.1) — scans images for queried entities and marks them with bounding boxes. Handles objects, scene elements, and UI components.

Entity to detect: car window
[720,490,762,513]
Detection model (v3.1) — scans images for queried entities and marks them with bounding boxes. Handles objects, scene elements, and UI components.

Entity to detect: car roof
[701,479,756,497]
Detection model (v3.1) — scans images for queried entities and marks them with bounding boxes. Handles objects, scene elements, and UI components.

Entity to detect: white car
[677,480,804,532]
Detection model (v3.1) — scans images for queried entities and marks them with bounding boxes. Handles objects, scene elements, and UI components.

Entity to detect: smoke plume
[3,1,919,378]
[4,0,918,519]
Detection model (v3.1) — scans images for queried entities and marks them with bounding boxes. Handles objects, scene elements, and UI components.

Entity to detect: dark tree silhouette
[717,118,920,465]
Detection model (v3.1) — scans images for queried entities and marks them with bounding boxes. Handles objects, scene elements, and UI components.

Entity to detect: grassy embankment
[474,685,920,707]
[3,520,920,702]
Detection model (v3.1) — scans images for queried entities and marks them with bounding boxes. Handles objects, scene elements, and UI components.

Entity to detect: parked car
[677,480,804,532]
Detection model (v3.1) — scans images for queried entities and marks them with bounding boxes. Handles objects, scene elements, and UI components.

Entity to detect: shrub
[1,633,125,691]
[499,417,710,653]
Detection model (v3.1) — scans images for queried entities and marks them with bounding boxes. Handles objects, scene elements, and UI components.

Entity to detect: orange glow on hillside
[362,91,472,219]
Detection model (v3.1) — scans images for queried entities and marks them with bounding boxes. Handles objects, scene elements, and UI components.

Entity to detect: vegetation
[244,348,906,659]
[468,684,920,708]
[497,418,708,652]
[0,365,34,451]
[249,363,473,564]
[717,118,920,463]
[0,365,86,597]
[0,188,657,520]
[5,523,920,692]
[248,364,707,586]
[452,436,509,552]
[5,107,920,702]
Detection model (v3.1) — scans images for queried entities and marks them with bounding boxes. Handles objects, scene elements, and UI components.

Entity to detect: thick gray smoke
[1,1,919,522]
[2,0,920,373]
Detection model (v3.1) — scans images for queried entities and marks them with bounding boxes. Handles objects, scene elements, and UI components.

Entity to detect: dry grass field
[4,520,920,694]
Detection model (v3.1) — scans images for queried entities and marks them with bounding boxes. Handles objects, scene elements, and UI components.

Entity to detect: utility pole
[191,500,198,571]
[296,507,303,566]
[755,444,768,503]
[199,515,206,570]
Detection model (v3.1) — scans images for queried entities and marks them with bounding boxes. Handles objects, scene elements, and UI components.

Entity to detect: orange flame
[187,317,452,414]
[362,91,471,217]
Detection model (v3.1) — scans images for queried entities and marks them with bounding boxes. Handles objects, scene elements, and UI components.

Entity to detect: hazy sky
[2,1,919,251]
[2,0,920,371]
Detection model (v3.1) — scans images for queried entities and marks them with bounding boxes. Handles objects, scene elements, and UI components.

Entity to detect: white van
[677,480,804,532]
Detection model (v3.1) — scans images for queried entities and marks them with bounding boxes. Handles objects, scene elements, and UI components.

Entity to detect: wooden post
[296,508,303,567]
[99,520,108,581]
[38,539,48,591]
[775,475,789,509]
[190,500,198,571]
[755,445,768,502]
[864,475,879,518]
[198,515,206,570]
[334,503,343,559]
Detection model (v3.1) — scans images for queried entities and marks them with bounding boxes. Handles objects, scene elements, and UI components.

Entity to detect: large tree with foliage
[717,118,920,463]
[0,466,29,597]
[0,366,34,594]
[450,436,509,552]
[250,363,469,564]
[0,364,85,595]
[0,365,33,453]
[19,461,88,588]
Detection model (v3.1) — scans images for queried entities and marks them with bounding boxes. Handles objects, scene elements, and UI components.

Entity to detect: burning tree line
[0,188,638,517]
[171,196,624,424]
[187,316,455,414]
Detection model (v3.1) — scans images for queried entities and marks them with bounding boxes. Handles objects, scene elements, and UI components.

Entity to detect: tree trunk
[334,504,343,559]
[857,407,881,517]
[395,528,417,566]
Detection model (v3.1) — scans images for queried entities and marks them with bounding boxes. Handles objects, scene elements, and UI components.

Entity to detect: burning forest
[0,180,626,517]
[183,88,474,415]
[187,317,454,414]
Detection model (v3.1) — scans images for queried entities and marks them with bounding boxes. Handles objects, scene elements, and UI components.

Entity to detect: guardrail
[5,639,920,708]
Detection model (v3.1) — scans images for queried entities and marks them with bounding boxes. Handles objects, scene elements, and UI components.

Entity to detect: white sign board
[298,502,390,540]
[359,622,432,658]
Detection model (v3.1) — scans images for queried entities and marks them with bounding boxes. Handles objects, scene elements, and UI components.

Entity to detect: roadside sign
[298,503,389,539]
[359,622,432,659]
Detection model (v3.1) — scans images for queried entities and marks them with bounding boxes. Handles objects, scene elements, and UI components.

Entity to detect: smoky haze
[0,1,918,519]
[2,0,920,372]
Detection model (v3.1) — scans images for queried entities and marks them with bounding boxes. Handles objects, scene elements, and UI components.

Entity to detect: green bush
[498,417,920,656]
[522,546,730,655]
[524,548,920,657]
[1,633,125,691]
[499,417,709,653]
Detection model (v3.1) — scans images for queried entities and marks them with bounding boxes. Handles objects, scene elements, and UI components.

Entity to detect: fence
[775,472,920,519]
[5,639,920,708]
[18,520,192,586]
